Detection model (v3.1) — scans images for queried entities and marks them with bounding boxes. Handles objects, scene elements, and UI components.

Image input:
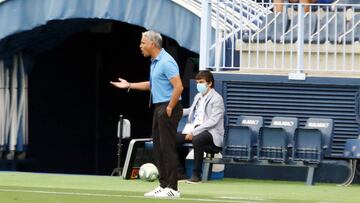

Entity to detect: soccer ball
[138,163,159,182]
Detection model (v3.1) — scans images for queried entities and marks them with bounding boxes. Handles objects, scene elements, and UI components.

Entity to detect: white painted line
[0,188,267,203]
[216,196,266,201]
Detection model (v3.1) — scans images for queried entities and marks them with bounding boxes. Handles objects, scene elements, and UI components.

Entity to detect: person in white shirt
[177,70,225,183]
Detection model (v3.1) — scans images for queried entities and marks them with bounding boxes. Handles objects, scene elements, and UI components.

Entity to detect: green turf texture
[0,172,359,203]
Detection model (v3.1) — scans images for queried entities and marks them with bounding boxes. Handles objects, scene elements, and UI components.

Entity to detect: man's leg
[157,102,182,191]
[192,131,215,178]
[176,133,191,179]
[152,105,167,188]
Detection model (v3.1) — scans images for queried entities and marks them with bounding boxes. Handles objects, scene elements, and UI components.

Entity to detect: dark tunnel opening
[18,20,198,175]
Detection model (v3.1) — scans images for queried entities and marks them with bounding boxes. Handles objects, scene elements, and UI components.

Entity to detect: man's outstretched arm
[110,78,150,91]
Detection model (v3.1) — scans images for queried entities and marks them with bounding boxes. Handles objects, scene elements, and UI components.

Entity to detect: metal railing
[0,54,28,157]
[199,1,360,79]
[173,0,271,32]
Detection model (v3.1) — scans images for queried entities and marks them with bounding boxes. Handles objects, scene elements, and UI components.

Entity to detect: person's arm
[166,75,183,117]
[110,78,150,91]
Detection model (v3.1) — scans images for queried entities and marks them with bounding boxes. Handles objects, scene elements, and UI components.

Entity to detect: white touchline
[216,196,266,201]
[0,188,268,203]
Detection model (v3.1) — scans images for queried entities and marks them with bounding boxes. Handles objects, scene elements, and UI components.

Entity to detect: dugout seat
[258,117,298,163]
[223,115,263,161]
[292,118,333,164]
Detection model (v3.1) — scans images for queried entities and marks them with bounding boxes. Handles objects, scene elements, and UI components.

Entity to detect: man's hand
[166,106,173,117]
[185,133,193,141]
[110,78,130,89]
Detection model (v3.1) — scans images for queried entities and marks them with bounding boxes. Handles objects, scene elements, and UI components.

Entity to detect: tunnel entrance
[19,20,198,175]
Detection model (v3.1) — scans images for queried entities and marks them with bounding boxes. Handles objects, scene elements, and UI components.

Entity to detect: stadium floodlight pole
[199,0,212,71]
[289,3,306,80]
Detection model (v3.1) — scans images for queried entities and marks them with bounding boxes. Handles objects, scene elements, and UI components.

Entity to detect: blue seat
[242,13,289,43]
[177,115,188,132]
[223,116,263,161]
[307,118,334,157]
[258,117,298,162]
[350,0,360,12]
[311,12,346,44]
[344,139,360,159]
[283,13,317,43]
[342,138,360,186]
[293,129,322,164]
[343,14,360,43]
[317,0,334,3]
[333,0,360,12]
[293,118,334,164]
[241,13,275,43]
[268,13,289,43]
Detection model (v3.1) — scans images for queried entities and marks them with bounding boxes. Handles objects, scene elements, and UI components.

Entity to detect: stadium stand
[242,13,289,43]
[282,13,317,43]
[171,0,271,32]
[231,1,360,71]
[341,13,360,43]
[239,2,360,45]
[312,12,346,44]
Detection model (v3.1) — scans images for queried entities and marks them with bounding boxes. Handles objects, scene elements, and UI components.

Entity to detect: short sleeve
[163,60,179,80]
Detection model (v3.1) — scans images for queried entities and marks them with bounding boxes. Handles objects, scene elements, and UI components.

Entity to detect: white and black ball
[138,163,159,182]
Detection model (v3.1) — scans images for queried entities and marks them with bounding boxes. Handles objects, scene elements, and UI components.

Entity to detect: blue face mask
[196,83,208,95]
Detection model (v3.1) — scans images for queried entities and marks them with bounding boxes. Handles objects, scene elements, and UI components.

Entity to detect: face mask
[196,83,208,95]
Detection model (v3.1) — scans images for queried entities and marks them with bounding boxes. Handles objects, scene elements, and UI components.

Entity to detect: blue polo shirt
[150,49,180,104]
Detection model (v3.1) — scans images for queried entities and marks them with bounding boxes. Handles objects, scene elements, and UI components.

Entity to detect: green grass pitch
[0,172,359,203]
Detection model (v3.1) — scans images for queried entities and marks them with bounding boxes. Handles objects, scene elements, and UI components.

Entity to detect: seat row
[241,11,360,44]
[223,116,334,164]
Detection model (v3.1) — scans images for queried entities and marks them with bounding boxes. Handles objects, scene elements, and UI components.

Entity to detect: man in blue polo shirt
[111,30,183,198]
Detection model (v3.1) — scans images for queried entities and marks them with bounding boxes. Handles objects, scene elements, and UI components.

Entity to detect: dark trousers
[176,131,218,177]
[152,102,182,191]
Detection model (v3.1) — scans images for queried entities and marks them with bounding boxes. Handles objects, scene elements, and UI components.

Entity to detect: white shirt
[192,89,212,126]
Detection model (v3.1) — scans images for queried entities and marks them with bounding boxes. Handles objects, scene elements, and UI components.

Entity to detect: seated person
[274,0,285,13]
[274,0,317,13]
[289,0,317,12]
[176,70,225,183]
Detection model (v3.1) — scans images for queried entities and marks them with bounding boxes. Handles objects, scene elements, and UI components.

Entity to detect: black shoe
[177,173,188,181]
[186,175,201,184]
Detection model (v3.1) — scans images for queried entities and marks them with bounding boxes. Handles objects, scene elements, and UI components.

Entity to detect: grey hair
[142,30,162,48]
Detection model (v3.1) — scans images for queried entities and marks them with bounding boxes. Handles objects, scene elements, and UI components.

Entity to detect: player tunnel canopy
[0,0,202,57]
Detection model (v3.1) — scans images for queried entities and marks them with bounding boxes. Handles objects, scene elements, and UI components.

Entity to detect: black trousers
[152,102,182,190]
[176,131,218,177]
